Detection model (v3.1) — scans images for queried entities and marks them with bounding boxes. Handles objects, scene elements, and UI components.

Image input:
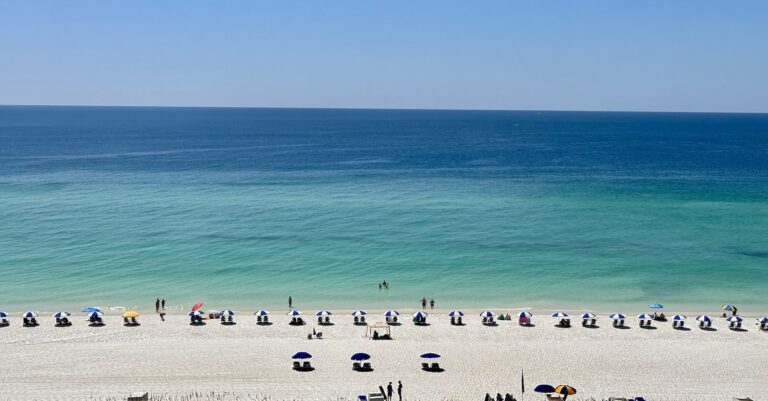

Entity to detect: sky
[1,1,767,112]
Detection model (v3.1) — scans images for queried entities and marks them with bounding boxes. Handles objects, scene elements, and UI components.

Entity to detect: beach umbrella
[254,309,270,316]
[580,313,596,319]
[759,317,768,323]
[292,351,312,359]
[480,310,495,318]
[221,310,235,316]
[287,309,302,316]
[609,313,626,320]
[53,312,71,319]
[649,303,664,309]
[0,311,7,318]
[725,316,743,323]
[22,311,38,318]
[122,311,140,318]
[517,311,532,318]
[420,353,441,359]
[82,307,101,313]
[551,312,569,318]
[315,310,332,317]
[637,313,654,320]
[534,384,556,394]
[350,352,371,361]
[352,310,367,317]
[671,314,687,321]
[722,304,735,311]
[191,302,204,311]
[555,385,577,398]
[383,310,399,317]
[695,315,712,322]
[413,311,428,320]
[187,310,205,317]
[448,310,464,317]
[87,311,103,319]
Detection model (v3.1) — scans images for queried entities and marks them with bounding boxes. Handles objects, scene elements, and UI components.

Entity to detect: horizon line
[1,103,767,116]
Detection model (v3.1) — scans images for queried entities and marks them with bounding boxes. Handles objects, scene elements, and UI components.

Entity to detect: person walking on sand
[421,297,427,309]
[387,382,393,401]
[397,381,403,401]
[430,298,435,309]
[155,298,160,312]
[289,296,293,309]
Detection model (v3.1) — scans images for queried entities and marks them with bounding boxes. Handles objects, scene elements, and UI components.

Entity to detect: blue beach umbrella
[420,353,441,359]
[287,309,302,317]
[534,384,556,393]
[221,310,235,316]
[517,311,532,319]
[384,310,399,317]
[609,313,626,320]
[448,310,463,317]
[722,304,735,311]
[352,310,367,317]
[254,309,270,316]
[292,351,312,359]
[413,311,428,319]
[760,317,768,324]
[672,314,687,321]
[315,310,332,317]
[480,310,495,318]
[22,311,38,318]
[53,312,71,319]
[187,310,204,317]
[82,307,101,313]
[649,303,664,309]
[351,353,371,361]
[0,311,8,318]
[580,313,596,319]
[696,315,712,322]
[725,316,743,323]
[551,312,569,318]
[87,311,103,319]
[637,313,654,320]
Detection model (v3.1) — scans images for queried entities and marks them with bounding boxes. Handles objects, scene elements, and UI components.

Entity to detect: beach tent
[365,322,391,338]
[352,310,367,317]
[551,312,568,318]
[448,310,463,317]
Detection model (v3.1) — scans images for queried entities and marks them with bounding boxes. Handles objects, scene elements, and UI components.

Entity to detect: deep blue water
[1,106,767,312]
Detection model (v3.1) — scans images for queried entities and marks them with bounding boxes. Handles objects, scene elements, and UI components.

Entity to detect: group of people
[378,280,390,290]
[377,381,403,401]
[154,298,167,312]
[420,297,435,310]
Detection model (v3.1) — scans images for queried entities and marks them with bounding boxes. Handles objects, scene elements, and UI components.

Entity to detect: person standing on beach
[430,298,435,309]
[397,381,402,401]
[155,298,160,312]
[161,299,165,310]
[421,297,426,309]
[387,382,393,401]
[289,296,293,309]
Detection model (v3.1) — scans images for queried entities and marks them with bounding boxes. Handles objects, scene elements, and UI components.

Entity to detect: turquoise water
[1,107,767,312]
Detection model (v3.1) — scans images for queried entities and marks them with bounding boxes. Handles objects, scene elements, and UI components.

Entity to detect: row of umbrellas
[292,352,440,360]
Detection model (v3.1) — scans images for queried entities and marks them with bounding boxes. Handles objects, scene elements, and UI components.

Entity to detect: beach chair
[482,317,488,324]
[354,316,359,324]
[431,362,441,371]
[457,316,463,325]
[316,332,323,339]
[302,361,312,370]
[352,362,361,371]
[293,361,301,370]
[263,316,269,323]
[360,316,366,324]
[317,316,323,324]
[362,362,371,371]
[518,316,528,326]
[421,362,429,370]
[324,316,330,324]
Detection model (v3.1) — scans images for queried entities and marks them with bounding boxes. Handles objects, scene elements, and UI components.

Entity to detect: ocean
[1,106,767,313]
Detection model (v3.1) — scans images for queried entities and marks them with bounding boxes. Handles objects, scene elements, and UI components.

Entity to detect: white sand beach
[0,309,764,401]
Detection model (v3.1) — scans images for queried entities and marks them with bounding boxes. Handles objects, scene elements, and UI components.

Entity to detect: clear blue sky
[1,1,767,112]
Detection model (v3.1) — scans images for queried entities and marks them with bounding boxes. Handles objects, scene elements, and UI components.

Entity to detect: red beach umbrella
[192,302,204,311]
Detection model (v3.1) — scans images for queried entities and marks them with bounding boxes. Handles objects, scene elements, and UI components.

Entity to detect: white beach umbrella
[637,313,654,320]
[187,310,205,317]
[480,310,495,318]
[448,310,464,317]
[221,310,235,316]
[0,311,7,318]
[551,312,569,318]
[87,311,103,319]
[351,310,367,317]
[413,311,428,319]
[53,312,71,319]
[315,310,332,317]
[383,310,399,317]
[725,316,743,323]
[580,312,596,319]
[671,314,687,321]
[608,313,626,320]
[22,311,38,318]
[517,311,532,319]
[287,309,302,317]
[695,315,712,322]
[254,309,270,316]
